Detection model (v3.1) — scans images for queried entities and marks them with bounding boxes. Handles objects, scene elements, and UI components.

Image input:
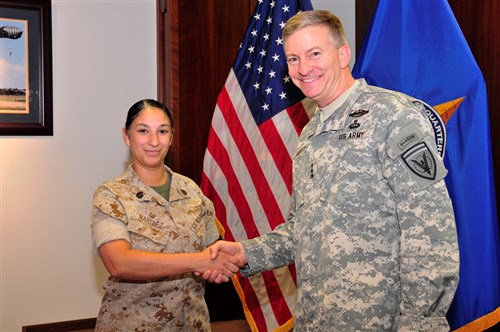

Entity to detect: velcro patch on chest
[337,112,373,141]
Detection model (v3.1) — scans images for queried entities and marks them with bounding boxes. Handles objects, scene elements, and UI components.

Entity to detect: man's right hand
[202,241,247,283]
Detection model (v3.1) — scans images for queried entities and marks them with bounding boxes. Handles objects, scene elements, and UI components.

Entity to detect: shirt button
[136,191,144,198]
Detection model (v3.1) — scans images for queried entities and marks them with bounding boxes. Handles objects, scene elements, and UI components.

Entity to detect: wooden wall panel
[157,0,257,321]
[355,0,377,56]
[356,0,500,218]
[157,0,257,184]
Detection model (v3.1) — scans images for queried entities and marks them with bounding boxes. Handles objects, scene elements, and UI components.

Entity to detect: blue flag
[352,0,500,330]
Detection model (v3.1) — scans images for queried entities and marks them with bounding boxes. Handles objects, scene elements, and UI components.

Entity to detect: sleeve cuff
[397,315,450,331]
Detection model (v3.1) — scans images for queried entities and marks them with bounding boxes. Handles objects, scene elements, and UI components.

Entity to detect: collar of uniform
[169,188,189,202]
[126,164,191,203]
[319,80,359,123]
[157,167,190,203]
[126,164,172,205]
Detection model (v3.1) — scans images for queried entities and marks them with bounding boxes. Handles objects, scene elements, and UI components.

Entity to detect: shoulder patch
[398,132,420,151]
[412,100,446,158]
[402,141,436,180]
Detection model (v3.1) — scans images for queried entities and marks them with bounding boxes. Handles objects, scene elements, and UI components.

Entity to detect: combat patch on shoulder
[401,141,436,180]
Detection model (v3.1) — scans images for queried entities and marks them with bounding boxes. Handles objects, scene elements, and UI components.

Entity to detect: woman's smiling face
[122,106,173,171]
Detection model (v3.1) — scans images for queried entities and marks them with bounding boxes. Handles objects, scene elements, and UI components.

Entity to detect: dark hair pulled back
[125,99,173,131]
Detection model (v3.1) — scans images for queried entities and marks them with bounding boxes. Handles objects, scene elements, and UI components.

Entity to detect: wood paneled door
[156,0,258,321]
[157,0,257,184]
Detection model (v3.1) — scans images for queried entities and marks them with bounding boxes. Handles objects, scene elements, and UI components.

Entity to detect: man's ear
[339,44,351,69]
[122,128,130,146]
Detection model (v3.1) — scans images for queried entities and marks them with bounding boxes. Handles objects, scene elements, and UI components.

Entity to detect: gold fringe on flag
[230,273,295,332]
[273,317,294,332]
[231,276,259,332]
[453,307,500,332]
[214,217,226,239]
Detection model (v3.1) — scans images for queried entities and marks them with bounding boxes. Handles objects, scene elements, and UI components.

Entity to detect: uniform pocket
[126,206,176,250]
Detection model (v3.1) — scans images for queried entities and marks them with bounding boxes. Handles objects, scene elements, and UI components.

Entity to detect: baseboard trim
[22,318,97,332]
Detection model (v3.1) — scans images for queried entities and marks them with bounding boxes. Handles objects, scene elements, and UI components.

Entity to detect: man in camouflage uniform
[207,10,459,331]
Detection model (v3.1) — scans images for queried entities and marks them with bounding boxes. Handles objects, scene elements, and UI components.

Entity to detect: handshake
[196,240,247,283]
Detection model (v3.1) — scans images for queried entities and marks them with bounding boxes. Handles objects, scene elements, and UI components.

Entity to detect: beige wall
[0,1,353,331]
[0,1,157,330]
[313,0,356,68]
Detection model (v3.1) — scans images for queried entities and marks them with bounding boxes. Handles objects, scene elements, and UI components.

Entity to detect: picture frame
[0,0,52,135]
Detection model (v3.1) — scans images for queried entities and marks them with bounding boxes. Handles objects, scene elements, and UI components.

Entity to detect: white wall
[0,1,353,331]
[313,0,356,68]
[0,1,157,331]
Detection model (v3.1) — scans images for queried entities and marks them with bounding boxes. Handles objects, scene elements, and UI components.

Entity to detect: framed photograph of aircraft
[0,0,52,135]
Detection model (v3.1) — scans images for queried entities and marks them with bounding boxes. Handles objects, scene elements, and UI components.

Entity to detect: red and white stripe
[201,69,315,331]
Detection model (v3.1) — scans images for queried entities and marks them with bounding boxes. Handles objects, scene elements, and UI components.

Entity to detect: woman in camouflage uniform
[90,99,240,331]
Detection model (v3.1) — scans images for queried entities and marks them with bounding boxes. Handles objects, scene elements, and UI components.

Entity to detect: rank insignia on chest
[401,141,436,180]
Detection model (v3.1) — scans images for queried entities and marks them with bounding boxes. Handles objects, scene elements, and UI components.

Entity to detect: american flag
[200,0,314,331]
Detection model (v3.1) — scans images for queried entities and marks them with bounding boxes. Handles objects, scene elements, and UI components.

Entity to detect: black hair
[125,99,173,131]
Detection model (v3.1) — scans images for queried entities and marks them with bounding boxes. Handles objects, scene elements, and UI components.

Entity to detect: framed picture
[0,0,52,135]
